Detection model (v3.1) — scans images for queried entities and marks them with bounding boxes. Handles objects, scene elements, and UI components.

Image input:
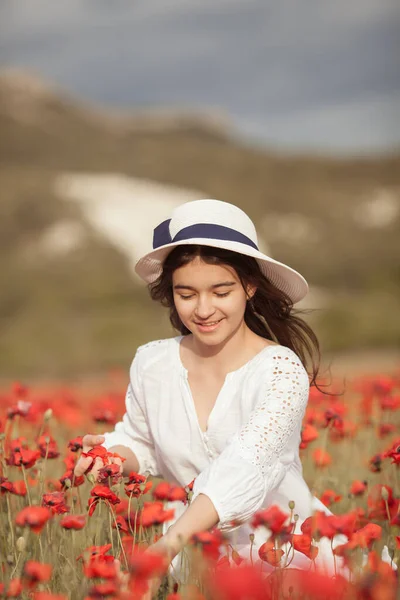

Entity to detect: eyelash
[179,292,230,300]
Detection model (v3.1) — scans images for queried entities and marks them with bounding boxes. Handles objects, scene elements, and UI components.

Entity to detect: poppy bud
[293,514,299,522]
[16,537,26,552]
[6,554,13,565]
[288,500,295,510]
[64,478,72,488]
[249,533,255,543]
[87,474,96,484]
[381,487,389,501]
[44,408,53,422]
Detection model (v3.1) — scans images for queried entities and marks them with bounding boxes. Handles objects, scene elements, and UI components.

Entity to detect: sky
[1,0,399,154]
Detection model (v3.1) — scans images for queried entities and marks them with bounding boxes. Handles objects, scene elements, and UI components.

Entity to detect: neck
[189,322,253,371]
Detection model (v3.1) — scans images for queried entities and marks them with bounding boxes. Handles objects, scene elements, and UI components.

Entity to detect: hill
[1,71,399,377]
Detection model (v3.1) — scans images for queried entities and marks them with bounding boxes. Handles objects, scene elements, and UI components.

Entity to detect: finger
[74,456,93,477]
[91,457,104,481]
[82,434,105,453]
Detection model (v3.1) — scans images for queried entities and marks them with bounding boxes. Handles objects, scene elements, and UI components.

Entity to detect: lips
[194,318,224,332]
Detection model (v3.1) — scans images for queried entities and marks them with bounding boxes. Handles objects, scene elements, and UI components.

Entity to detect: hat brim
[135,238,308,304]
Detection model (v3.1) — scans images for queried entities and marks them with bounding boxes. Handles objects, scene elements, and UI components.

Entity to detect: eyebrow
[173,282,237,291]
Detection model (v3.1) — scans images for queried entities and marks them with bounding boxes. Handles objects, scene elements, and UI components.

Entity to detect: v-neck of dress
[174,335,282,436]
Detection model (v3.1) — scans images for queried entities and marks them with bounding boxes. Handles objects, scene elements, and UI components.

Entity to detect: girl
[75,198,340,581]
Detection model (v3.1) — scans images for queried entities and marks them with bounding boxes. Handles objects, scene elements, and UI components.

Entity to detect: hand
[73,434,123,482]
[141,536,181,600]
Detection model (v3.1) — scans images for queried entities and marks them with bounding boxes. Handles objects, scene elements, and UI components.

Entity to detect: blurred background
[1,0,399,380]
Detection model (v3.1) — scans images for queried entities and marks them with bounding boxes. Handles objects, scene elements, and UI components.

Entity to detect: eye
[179,295,194,300]
[215,292,230,298]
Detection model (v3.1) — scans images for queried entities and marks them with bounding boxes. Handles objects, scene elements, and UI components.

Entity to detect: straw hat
[135,199,308,304]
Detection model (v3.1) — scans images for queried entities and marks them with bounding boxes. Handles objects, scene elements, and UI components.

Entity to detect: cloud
[1,0,399,152]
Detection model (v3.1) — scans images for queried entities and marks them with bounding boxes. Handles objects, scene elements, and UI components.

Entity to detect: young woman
[74,199,341,580]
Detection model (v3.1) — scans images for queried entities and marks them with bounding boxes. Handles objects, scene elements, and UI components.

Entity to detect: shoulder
[130,337,178,376]
[255,344,310,390]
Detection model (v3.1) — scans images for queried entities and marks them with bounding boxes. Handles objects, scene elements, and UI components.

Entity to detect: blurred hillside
[1,71,399,378]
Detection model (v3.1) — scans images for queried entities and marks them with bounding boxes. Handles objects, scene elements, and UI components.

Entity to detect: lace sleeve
[237,348,310,476]
[192,346,310,530]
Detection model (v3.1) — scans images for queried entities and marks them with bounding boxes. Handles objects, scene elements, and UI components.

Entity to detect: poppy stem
[20,465,32,505]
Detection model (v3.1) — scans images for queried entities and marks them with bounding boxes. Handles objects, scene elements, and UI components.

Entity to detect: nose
[194,295,216,320]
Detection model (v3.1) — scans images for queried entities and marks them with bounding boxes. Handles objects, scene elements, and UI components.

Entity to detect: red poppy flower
[383,438,400,464]
[7,399,31,419]
[350,480,367,496]
[293,570,350,599]
[153,482,187,503]
[59,469,85,489]
[209,564,268,600]
[251,505,290,535]
[348,523,382,550]
[152,481,170,500]
[291,533,319,560]
[258,539,284,566]
[186,478,195,492]
[77,543,112,563]
[5,578,23,597]
[368,453,383,473]
[37,434,60,459]
[379,395,400,411]
[60,514,86,530]
[9,437,28,452]
[312,448,332,468]
[125,480,152,498]
[84,559,118,579]
[97,463,123,485]
[300,423,319,449]
[378,423,396,438]
[15,506,52,533]
[191,529,224,561]
[127,472,146,484]
[112,515,130,533]
[0,478,27,496]
[129,549,168,580]
[92,405,117,425]
[301,510,358,541]
[90,484,120,504]
[140,501,175,527]
[23,561,52,587]
[7,448,40,469]
[320,489,342,507]
[42,492,70,515]
[67,436,83,452]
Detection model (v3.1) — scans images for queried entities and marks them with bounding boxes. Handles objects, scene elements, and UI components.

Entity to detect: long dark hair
[149,245,321,388]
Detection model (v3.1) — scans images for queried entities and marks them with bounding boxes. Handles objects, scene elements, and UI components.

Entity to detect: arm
[102,351,159,477]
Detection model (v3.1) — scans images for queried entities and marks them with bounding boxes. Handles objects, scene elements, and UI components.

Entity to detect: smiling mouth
[195,319,223,326]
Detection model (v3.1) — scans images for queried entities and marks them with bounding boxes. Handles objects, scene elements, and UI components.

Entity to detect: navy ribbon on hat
[153,219,258,250]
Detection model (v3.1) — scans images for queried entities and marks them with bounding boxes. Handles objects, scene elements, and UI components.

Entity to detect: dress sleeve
[102,350,159,476]
[191,346,310,531]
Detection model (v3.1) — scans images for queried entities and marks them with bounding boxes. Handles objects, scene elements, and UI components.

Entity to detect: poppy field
[0,371,399,600]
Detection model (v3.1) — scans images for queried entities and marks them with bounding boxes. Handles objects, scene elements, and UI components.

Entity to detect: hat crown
[169,199,258,246]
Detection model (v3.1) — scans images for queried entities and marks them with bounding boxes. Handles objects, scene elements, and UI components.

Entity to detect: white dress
[102,336,342,577]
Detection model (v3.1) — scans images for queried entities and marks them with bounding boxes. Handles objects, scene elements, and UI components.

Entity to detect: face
[172,257,255,346]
